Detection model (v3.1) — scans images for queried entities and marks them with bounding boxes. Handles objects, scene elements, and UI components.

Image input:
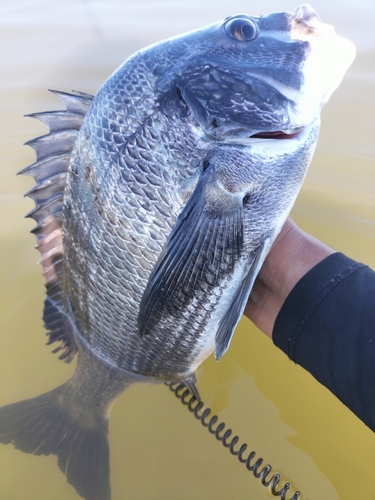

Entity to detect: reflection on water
[1,1,374,499]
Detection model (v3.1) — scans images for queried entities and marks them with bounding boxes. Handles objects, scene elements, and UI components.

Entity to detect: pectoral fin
[214,239,270,360]
[138,170,244,336]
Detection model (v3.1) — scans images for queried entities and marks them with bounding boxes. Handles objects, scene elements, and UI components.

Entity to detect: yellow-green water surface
[1,1,374,499]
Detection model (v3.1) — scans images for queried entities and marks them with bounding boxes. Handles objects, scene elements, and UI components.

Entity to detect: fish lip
[200,122,307,144]
[220,122,316,146]
[249,127,305,140]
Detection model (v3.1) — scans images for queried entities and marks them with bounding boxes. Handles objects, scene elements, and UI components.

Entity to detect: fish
[0,5,355,500]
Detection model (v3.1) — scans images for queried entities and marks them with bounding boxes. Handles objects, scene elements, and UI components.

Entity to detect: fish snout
[287,3,355,125]
[291,4,322,29]
[290,4,338,43]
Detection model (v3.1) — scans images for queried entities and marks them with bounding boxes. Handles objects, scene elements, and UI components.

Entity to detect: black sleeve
[272,252,375,431]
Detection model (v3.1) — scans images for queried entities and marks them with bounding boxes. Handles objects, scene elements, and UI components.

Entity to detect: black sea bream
[0,5,355,500]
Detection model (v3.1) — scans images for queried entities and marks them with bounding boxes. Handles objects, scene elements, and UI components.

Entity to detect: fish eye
[224,17,258,42]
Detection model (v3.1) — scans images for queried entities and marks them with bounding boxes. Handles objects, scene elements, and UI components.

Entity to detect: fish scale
[0,6,355,499]
[66,103,203,372]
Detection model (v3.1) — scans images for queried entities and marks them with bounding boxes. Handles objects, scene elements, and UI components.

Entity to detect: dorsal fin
[21,90,94,362]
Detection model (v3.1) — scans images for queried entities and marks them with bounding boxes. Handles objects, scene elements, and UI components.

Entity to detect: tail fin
[0,384,110,500]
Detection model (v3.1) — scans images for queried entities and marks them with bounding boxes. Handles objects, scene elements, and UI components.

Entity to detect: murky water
[1,1,374,499]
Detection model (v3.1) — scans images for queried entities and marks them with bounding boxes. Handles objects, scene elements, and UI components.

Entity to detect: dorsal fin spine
[25,130,78,163]
[19,154,71,182]
[48,89,93,115]
[21,90,94,362]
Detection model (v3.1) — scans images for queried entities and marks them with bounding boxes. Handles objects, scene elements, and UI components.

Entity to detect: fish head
[151,4,355,142]
[141,4,356,250]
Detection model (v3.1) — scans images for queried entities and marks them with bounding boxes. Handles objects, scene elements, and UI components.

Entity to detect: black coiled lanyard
[167,382,303,500]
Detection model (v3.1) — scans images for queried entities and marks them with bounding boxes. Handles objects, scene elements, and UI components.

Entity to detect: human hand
[245,218,335,338]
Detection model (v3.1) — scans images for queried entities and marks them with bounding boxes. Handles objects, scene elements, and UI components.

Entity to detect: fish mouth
[221,123,315,146]
[249,127,305,140]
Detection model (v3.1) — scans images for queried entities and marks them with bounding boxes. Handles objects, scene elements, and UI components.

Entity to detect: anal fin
[181,373,202,402]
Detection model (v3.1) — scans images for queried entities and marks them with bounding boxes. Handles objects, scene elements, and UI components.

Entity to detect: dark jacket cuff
[273,252,375,431]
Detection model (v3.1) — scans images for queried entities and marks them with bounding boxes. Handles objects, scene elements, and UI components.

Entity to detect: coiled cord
[167,381,302,500]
